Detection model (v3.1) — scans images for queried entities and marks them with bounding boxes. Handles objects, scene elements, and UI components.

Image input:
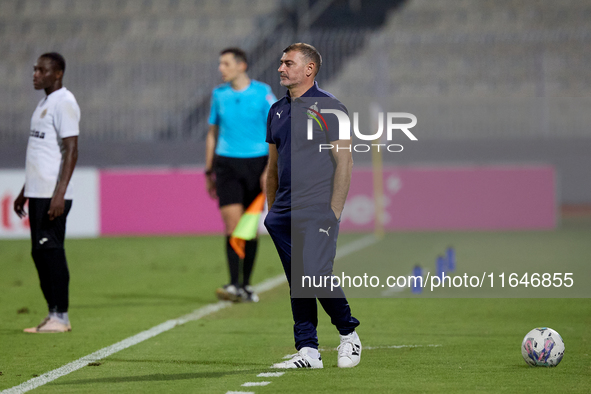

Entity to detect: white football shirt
[25,87,80,199]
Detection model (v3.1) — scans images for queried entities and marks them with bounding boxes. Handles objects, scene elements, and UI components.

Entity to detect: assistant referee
[14,52,80,333]
[205,48,276,302]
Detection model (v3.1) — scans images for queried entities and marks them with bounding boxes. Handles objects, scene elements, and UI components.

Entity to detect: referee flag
[229,193,265,259]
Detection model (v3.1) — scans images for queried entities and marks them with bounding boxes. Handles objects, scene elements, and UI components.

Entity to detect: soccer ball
[521,327,565,367]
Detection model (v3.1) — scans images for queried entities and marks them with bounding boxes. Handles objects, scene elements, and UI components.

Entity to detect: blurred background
[0,0,590,238]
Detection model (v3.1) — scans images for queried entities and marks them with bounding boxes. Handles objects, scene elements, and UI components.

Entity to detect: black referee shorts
[28,198,72,250]
[214,155,268,209]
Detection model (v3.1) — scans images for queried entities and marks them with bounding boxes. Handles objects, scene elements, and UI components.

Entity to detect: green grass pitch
[1,219,590,393]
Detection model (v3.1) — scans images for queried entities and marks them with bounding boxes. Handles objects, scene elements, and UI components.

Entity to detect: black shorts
[28,198,72,250]
[214,155,268,208]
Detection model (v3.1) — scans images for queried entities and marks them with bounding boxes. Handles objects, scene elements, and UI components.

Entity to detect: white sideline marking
[2,234,378,394]
[282,343,442,358]
[257,372,284,377]
[242,381,271,387]
[252,274,287,293]
[1,302,232,394]
[364,344,442,350]
[335,234,377,259]
[319,344,442,352]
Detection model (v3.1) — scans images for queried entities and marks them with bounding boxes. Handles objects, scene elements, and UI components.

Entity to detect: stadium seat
[1,0,588,142]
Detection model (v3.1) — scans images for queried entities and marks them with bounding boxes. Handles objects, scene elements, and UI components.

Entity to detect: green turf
[1,220,590,393]
[335,223,591,298]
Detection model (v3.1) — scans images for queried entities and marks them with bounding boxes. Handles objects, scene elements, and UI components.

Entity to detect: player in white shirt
[13,52,80,333]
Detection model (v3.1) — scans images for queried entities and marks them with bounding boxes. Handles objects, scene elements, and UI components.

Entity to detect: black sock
[226,236,240,286]
[242,239,258,287]
[32,248,69,313]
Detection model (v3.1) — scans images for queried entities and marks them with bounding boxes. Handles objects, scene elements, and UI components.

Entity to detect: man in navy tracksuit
[264,43,361,369]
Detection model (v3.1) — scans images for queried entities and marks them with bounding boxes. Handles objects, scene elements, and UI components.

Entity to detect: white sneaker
[337,331,361,368]
[24,316,71,333]
[239,285,259,303]
[215,284,241,302]
[271,347,323,369]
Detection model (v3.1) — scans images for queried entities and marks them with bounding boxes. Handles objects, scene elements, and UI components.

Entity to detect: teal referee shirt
[209,80,276,158]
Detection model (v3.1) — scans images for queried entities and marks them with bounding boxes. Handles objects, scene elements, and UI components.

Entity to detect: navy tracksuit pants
[264,204,360,350]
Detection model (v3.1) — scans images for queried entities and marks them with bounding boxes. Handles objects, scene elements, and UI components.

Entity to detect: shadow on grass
[72,292,214,308]
[50,368,263,385]
[0,328,26,335]
[106,358,269,367]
